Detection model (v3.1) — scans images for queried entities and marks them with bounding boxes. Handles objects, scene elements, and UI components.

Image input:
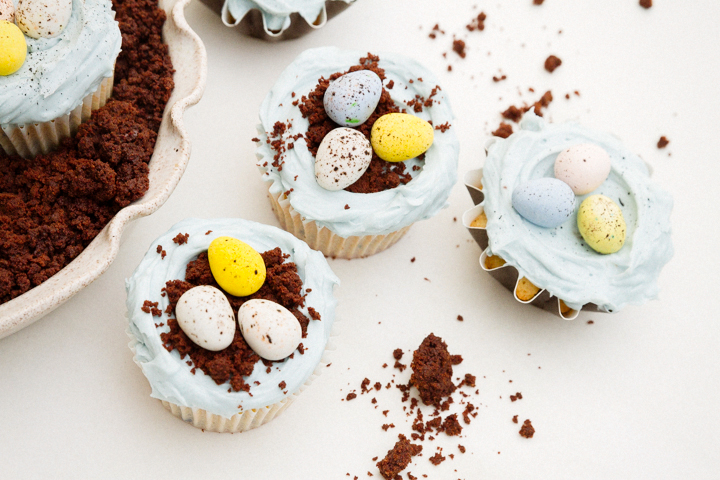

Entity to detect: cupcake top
[222,0,351,34]
[126,218,339,419]
[482,113,673,312]
[0,0,121,125]
[257,47,459,238]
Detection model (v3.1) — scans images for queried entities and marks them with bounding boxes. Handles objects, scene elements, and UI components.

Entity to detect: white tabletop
[2,1,719,478]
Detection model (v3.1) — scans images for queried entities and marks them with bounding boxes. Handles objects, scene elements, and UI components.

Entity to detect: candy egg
[0,0,15,22]
[554,143,611,195]
[0,21,26,76]
[512,178,576,228]
[238,299,302,361]
[577,194,626,254]
[323,70,382,127]
[315,127,372,191]
[208,236,266,297]
[176,286,236,351]
[16,0,72,39]
[370,113,434,162]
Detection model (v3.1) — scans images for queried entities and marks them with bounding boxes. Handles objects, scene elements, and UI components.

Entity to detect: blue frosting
[257,47,459,238]
[126,218,339,419]
[222,0,352,32]
[483,113,673,312]
[0,0,121,125]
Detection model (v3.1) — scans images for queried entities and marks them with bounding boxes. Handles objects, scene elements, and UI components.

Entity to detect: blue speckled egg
[323,70,382,127]
[512,178,576,228]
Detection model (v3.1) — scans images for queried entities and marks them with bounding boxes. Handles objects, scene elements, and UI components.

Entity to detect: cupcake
[219,0,354,40]
[256,47,459,259]
[464,113,673,319]
[0,0,121,158]
[126,218,339,432]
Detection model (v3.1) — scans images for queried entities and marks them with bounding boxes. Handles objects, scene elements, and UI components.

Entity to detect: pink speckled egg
[554,143,611,195]
[0,0,15,22]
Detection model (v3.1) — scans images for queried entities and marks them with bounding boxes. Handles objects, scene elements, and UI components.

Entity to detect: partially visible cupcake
[220,0,354,40]
[0,0,121,158]
[464,113,673,319]
[256,47,459,258]
[126,218,339,432]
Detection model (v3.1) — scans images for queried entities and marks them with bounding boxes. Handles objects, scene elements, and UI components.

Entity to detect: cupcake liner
[268,186,411,259]
[127,315,339,433]
[463,168,604,320]
[205,0,352,41]
[0,74,114,159]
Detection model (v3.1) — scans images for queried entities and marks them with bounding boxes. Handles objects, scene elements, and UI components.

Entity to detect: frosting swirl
[126,218,339,418]
[483,113,673,312]
[0,0,121,125]
[222,0,351,32]
[257,47,459,237]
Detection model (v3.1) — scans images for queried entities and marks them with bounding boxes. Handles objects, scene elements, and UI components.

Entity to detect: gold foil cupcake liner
[463,168,605,320]
[127,313,339,433]
[0,74,114,159]
[268,186,411,259]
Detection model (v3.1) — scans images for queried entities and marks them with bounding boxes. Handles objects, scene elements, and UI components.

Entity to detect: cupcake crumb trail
[657,136,669,148]
[544,55,562,73]
[376,434,423,480]
[519,419,536,438]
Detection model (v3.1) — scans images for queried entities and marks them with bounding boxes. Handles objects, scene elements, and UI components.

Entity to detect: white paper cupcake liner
[268,186,411,259]
[127,313,339,433]
[0,74,114,159]
[463,168,603,320]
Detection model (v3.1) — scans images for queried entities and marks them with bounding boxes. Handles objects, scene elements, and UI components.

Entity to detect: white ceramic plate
[0,0,207,339]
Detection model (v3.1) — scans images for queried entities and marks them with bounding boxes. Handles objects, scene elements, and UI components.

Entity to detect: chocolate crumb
[640,0,652,8]
[657,136,669,149]
[544,55,562,73]
[512,415,519,424]
[410,334,457,406]
[172,233,189,245]
[457,315,464,322]
[347,393,358,401]
[458,445,466,453]
[452,39,467,58]
[429,452,446,465]
[519,419,535,438]
[278,381,286,390]
[492,122,513,138]
[376,434,423,480]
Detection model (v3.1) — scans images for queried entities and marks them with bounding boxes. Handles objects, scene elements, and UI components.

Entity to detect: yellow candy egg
[0,21,27,76]
[577,195,626,254]
[208,236,266,297]
[370,113,434,162]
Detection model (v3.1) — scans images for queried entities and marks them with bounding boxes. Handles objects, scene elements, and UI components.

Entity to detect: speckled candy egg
[16,0,72,39]
[315,127,372,191]
[0,21,26,76]
[0,0,15,22]
[370,113,434,162]
[554,143,611,195]
[208,236,266,297]
[512,177,576,228]
[238,299,302,361]
[323,70,382,127]
[577,194,626,254]
[176,286,236,351]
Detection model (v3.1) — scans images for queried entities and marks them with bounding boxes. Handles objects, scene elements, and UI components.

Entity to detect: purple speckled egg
[323,70,382,127]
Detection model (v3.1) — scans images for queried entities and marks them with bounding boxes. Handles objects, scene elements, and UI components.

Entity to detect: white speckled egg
[315,127,372,191]
[16,0,72,39]
[554,143,611,195]
[238,299,302,361]
[512,177,576,228]
[0,0,15,22]
[323,70,382,127]
[175,286,236,352]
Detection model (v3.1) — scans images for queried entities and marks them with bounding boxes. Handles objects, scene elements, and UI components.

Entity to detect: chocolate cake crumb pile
[493,91,553,138]
[297,54,420,194]
[0,0,174,305]
[410,334,459,406]
[657,136,670,149]
[376,434,423,480]
[156,247,315,393]
[544,55,563,73]
[519,419,535,438]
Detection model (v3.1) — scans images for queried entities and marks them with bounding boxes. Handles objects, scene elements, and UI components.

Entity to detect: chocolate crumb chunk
[640,0,652,8]
[533,0,544,4]
[544,55,562,73]
[519,419,535,438]
[452,39,467,58]
[410,334,457,406]
[510,392,523,402]
[411,257,416,263]
[172,233,190,245]
[142,300,162,317]
[442,414,462,436]
[657,136,669,149]
[376,434,423,480]
[458,445,466,453]
[492,122,513,138]
[429,452,446,465]
[457,315,464,322]
[587,320,595,324]
[512,415,519,424]
[466,12,487,32]
[347,392,358,401]
[345,204,350,210]
[278,381,286,390]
